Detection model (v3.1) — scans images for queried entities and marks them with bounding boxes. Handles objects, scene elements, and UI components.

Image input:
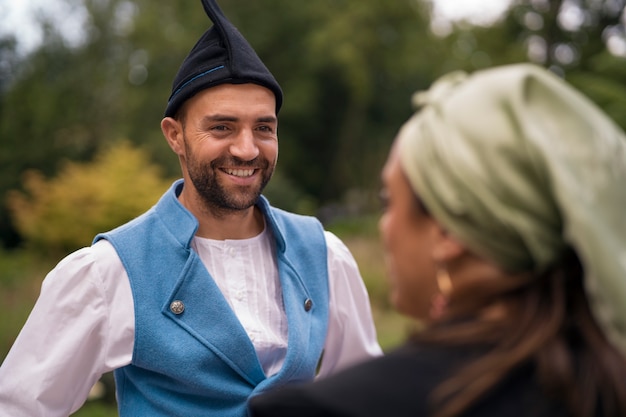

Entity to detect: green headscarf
[398,63,626,356]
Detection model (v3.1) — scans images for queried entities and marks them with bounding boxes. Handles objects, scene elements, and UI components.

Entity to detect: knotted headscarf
[164,0,283,117]
[397,63,626,356]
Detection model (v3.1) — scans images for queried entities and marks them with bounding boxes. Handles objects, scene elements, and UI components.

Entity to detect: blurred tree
[7,141,173,255]
[1,0,441,246]
[0,34,22,247]
[0,36,19,93]
[222,0,441,203]
[508,0,626,127]
[508,0,626,68]
[1,0,625,248]
[0,0,140,248]
[430,0,626,127]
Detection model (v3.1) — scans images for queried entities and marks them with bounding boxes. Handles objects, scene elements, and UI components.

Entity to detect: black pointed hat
[164,0,283,117]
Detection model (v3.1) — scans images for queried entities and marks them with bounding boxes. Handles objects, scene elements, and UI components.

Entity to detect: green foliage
[274,0,439,201]
[7,141,173,255]
[326,213,380,238]
[566,53,626,130]
[262,170,318,215]
[429,0,626,133]
[1,0,626,250]
[70,401,117,417]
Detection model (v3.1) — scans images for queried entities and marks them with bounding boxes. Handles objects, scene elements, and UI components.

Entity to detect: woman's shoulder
[250,340,570,417]
[249,341,463,417]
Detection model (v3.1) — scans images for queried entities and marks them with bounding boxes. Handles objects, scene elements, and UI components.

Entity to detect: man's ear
[161,117,184,156]
[431,224,466,264]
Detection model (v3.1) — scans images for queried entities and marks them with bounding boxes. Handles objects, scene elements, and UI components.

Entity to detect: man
[0,1,382,416]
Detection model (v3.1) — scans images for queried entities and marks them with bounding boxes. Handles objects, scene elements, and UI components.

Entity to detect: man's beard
[185,145,275,214]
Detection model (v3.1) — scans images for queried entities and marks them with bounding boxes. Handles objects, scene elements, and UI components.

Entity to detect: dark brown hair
[415,248,626,417]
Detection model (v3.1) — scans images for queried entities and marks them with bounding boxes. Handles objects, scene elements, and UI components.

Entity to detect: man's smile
[223,168,256,177]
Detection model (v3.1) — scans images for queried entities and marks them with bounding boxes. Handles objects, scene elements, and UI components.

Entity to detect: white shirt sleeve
[317,231,383,378]
[0,240,134,417]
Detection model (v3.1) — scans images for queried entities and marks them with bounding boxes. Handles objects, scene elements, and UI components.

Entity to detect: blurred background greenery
[1,0,625,415]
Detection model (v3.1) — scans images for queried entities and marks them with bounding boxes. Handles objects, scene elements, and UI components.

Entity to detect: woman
[248,63,626,417]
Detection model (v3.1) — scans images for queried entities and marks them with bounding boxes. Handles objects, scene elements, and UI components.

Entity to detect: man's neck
[177,189,265,240]
[196,205,265,240]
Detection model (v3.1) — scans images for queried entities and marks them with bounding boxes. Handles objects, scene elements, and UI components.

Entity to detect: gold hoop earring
[430,269,452,320]
[436,268,453,296]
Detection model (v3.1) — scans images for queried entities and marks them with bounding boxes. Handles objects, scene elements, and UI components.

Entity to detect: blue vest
[94,180,329,417]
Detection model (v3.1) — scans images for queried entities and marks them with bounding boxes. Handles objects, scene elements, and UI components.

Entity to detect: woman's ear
[161,117,184,156]
[431,225,466,264]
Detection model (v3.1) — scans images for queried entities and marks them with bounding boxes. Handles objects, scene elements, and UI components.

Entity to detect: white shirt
[0,229,382,416]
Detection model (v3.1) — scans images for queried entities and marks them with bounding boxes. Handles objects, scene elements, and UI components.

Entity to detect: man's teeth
[225,168,254,177]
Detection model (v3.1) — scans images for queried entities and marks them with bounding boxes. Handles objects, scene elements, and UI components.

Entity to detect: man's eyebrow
[257,116,278,124]
[201,115,277,123]
[202,114,238,122]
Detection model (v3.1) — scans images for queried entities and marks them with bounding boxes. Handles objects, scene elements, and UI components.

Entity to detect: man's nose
[230,130,260,161]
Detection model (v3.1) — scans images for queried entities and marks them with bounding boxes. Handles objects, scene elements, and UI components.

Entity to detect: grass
[71,402,118,417]
[0,249,54,357]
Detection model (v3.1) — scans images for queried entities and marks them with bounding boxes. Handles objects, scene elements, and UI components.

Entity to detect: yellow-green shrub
[7,141,174,255]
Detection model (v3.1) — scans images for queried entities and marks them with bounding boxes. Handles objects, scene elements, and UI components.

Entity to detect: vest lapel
[273,255,313,382]
[256,198,325,387]
[163,250,266,386]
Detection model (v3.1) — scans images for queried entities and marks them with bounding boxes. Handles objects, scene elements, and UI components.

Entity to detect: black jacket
[248,341,569,417]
